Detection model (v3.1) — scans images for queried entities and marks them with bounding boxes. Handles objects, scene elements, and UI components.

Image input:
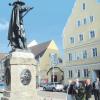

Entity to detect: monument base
[2,50,38,100]
[2,91,37,100]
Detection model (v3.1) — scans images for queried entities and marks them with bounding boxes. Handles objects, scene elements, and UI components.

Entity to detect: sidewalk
[0,92,95,100]
[38,94,95,100]
[66,94,94,100]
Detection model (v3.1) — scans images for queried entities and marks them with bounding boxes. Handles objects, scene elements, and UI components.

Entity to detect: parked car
[63,84,68,92]
[0,81,6,93]
[43,82,64,92]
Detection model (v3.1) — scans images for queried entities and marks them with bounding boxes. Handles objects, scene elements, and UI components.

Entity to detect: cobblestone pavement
[0,90,95,100]
[38,90,66,100]
[37,90,95,100]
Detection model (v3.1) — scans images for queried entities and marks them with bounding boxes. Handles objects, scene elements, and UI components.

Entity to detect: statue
[8,0,33,50]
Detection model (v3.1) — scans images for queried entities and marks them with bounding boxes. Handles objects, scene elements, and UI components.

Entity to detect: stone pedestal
[1,50,38,100]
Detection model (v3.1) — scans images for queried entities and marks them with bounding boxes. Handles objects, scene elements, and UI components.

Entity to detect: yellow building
[29,40,63,86]
[63,0,100,83]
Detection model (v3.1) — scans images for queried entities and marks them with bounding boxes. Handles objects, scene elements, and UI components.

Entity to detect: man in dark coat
[74,79,85,100]
[93,78,100,100]
[85,79,92,100]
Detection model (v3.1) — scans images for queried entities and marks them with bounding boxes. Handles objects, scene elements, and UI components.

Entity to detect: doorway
[95,70,100,80]
[51,75,57,82]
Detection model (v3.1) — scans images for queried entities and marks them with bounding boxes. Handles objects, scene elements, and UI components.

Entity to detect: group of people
[67,78,100,100]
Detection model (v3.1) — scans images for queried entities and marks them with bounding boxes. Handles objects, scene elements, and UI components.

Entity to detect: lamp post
[38,56,41,87]
[36,56,41,87]
[50,53,58,83]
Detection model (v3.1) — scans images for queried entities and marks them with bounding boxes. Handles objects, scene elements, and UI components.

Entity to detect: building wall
[63,0,100,84]
[37,40,63,84]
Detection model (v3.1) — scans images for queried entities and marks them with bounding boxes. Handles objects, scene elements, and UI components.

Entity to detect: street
[37,89,95,100]
[37,90,66,100]
[0,90,95,100]
[0,91,67,100]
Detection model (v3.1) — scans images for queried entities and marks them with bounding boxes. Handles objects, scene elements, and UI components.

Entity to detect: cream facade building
[63,0,100,84]
[29,40,63,86]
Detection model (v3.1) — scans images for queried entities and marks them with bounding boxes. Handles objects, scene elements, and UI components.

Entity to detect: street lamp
[50,53,58,83]
[36,56,41,87]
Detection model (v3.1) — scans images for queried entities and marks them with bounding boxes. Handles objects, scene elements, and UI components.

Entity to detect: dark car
[63,84,68,92]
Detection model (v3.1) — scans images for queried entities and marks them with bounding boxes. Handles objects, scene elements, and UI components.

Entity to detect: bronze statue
[8,0,33,50]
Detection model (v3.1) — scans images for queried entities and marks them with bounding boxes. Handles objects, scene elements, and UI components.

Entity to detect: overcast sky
[0,0,75,54]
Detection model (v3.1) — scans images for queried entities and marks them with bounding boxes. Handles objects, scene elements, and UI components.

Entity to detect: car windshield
[45,82,62,86]
[53,82,61,84]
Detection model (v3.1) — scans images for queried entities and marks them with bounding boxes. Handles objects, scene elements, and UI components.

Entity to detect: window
[50,53,58,66]
[90,16,94,23]
[77,20,81,27]
[78,20,81,27]
[79,34,83,41]
[69,70,73,78]
[69,71,70,78]
[90,30,95,38]
[83,18,87,24]
[78,70,80,78]
[71,70,72,78]
[69,53,72,61]
[84,69,88,77]
[58,58,63,63]
[92,48,97,57]
[76,52,82,60]
[70,37,74,44]
[83,3,86,10]
[83,50,87,59]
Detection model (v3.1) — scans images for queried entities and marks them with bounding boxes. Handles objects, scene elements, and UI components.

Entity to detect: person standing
[74,79,80,100]
[93,78,100,100]
[85,79,92,100]
[67,80,76,100]
[74,79,85,100]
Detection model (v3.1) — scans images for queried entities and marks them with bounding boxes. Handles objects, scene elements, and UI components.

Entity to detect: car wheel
[52,88,56,92]
[60,90,63,92]
[43,87,46,91]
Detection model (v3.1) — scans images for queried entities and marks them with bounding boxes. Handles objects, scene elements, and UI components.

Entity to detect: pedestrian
[85,79,92,100]
[93,78,100,100]
[74,79,80,100]
[67,80,76,100]
[74,79,85,100]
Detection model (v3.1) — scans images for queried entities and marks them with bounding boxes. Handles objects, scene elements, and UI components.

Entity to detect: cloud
[27,40,38,47]
[0,21,9,31]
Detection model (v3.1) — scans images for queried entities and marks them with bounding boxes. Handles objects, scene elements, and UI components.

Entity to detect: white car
[43,82,64,92]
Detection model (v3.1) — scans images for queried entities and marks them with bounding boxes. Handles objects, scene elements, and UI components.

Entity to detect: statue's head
[13,0,25,6]
[17,0,21,1]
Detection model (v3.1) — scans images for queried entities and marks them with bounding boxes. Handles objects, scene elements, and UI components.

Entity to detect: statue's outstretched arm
[21,7,33,18]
